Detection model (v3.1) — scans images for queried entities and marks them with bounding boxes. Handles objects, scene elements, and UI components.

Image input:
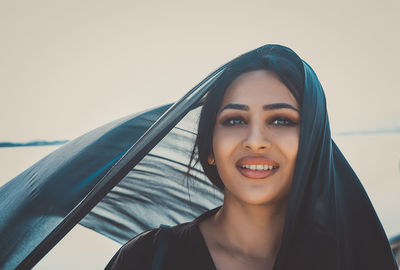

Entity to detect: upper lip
[236,156,279,167]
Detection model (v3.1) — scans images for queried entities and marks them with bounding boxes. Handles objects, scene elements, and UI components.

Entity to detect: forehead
[221,70,298,108]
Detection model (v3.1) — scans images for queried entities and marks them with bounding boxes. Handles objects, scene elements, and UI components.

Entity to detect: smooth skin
[199,70,301,270]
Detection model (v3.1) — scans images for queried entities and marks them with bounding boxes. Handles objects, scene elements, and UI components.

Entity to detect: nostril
[244,144,270,151]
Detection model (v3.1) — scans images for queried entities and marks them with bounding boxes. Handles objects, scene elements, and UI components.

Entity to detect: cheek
[212,127,244,159]
[274,130,299,165]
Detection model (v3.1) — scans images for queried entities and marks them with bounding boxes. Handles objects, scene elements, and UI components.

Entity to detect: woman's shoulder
[105,227,161,269]
[104,222,196,270]
[105,207,220,269]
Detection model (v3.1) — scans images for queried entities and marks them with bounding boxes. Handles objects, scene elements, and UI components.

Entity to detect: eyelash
[221,116,298,127]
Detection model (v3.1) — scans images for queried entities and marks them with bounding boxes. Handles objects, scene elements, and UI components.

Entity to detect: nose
[243,124,271,152]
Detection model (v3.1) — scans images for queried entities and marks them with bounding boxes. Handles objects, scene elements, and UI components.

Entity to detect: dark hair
[190,44,305,190]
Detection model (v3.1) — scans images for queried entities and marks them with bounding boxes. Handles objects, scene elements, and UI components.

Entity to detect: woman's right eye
[221,117,246,126]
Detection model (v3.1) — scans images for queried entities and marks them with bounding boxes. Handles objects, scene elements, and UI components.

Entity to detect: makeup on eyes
[270,117,298,127]
[218,102,299,115]
[218,112,300,128]
[221,116,246,126]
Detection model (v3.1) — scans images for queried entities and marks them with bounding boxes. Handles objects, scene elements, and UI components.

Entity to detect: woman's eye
[270,118,298,127]
[222,117,246,126]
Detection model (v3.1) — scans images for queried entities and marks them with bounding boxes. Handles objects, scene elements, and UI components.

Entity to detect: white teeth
[240,164,277,170]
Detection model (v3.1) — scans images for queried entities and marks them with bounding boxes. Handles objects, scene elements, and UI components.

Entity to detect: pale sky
[1,0,399,143]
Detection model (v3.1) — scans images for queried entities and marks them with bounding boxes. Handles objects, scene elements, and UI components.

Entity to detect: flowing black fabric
[0,68,226,269]
[0,105,223,269]
[0,68,225,269]
[0,105,170,269]
[80,107,223,244]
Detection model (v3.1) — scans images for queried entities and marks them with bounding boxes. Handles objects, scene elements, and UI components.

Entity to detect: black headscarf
[270,48,397,269]
[195,44,397,269]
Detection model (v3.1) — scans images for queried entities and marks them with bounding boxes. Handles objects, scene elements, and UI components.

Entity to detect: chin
[230,188,288,206]
[244,196,284,206]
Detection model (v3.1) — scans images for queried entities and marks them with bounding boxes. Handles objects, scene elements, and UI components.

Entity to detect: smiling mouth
[237,165,279,179]
[238,164,279,170]
[236,157,279,179]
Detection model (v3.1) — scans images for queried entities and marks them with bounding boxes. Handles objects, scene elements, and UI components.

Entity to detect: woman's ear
[208,154,215,165]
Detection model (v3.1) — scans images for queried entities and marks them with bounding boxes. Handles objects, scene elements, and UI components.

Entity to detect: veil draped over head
[273,54,397,269]
[0,44,397,269]
[195,45,398,269]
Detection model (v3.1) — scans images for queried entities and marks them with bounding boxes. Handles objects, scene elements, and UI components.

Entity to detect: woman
[106,45,398,270]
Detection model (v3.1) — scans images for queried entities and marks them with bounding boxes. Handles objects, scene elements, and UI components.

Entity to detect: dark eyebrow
[263,103,299,112]
[218,104,249,113]
[219,103,299,114]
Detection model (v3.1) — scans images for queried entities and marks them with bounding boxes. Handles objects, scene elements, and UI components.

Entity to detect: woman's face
[212,70,300,206]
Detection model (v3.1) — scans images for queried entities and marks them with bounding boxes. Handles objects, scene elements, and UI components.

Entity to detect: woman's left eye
[270,118,297,127]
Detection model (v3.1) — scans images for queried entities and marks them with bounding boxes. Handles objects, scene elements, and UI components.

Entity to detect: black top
[105,207,220,270]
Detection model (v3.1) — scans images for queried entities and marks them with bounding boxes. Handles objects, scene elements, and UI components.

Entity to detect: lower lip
[237,167,278,179]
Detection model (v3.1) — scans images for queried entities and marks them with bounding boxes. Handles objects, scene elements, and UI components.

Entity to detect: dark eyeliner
[270,117,299,127]
[221,116,246,126]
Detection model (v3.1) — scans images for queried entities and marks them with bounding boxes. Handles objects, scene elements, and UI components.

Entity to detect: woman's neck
[212,193,288,261]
